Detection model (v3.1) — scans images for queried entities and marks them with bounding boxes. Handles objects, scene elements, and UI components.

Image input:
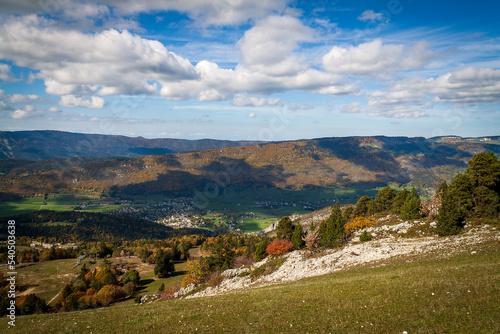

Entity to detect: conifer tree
[392,189,410,214]
[465,151,500,217]
[437,188,464,236]
[291,224,305,250]
[352,195,372,217]
[319,202,346,248]
[254,240,268,262]
[374,187,396,212]
[401,188,421,220]
[276,216,294,241]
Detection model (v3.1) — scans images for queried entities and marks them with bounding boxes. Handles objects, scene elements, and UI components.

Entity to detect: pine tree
[392,189,410,214]
[437,187,464,236]
[401,188,421,220]
[465,151,500,217]
[276,216,295,241]
[352,196,372,217]
[254,240,268,262]
[319,202,346,248]
[291,224,305,250]
[448,173,474,218]
[374,187,396,212]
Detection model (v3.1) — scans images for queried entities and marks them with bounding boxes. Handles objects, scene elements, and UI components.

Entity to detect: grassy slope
[1,257,188,309]
[6,242,499,333]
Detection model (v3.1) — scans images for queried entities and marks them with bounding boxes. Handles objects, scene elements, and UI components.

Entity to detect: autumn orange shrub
[344,216,376,233]
[97,285,123,306]
[266,239,293,256]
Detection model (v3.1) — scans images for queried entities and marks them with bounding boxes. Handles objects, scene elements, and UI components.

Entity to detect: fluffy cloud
[0,14,362,104]
[7,94,43,103]
[322,39,432,76]
[0,0,289,26]
[376,67,500,107]
[430,67,500,105]
[159,60,359,100]
[0,15,197,96]
[0,63,17,82]
[357,10,387,23]
[238,15,315,76]
[342,66,500,118]
[59,95,105,108]
[232,94,280,107]
[10,105,44,119]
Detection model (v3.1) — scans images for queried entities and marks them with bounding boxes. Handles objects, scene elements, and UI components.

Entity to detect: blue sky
[0,0,499,140]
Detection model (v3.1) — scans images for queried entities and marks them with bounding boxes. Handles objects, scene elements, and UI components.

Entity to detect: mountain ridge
[1,134,499,200]
[0,130,265,160]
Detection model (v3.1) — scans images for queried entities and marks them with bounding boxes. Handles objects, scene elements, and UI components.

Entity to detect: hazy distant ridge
[0,130,265,160]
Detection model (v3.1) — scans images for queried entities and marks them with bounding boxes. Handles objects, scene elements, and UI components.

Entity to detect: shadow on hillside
[110,157,293,199]
[315,137,473,174]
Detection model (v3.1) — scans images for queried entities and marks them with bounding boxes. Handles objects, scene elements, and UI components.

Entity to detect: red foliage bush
[266,239,293,256]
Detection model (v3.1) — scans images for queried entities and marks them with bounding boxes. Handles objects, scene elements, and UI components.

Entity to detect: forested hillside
[1,136,498,200]
[0,211,214,242]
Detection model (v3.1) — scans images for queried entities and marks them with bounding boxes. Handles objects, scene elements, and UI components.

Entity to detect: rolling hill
[0,130,263,160]
[1,135,499,202]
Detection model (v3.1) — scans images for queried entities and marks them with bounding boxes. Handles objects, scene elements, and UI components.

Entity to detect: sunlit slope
[1,136,499,198]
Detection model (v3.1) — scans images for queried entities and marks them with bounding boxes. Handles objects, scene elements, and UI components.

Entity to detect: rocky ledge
[187,221,499,299]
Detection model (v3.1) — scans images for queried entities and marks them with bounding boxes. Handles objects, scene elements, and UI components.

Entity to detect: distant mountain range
[0,130,264,160]
[1,133,499,200]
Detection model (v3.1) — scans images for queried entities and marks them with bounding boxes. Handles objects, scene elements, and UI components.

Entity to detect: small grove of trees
[154,250,175,278]
[53,261,141,312]
[437,151,500,235]
[182,234,270,287]
[347,186,423,221]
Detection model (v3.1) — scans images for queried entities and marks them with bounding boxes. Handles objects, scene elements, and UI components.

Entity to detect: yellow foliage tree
[344,216,376,233]
[181,258,208,287]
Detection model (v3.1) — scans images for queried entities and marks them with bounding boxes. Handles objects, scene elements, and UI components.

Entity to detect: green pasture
[0,195,131,217]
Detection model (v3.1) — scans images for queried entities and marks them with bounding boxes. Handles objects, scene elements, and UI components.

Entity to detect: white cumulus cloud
[10,105,43,119]
[0,15,197,96]
[238,15,315,76]
[322,39,432,77]
[0,0,290,27]
[60,95,105,108]
[232,94,280,107]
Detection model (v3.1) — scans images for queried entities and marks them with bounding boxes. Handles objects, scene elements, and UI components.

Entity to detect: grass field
[3,258,81,303]
[0,195,123,216]
[6,242,499,333]
[0,256,188,308]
